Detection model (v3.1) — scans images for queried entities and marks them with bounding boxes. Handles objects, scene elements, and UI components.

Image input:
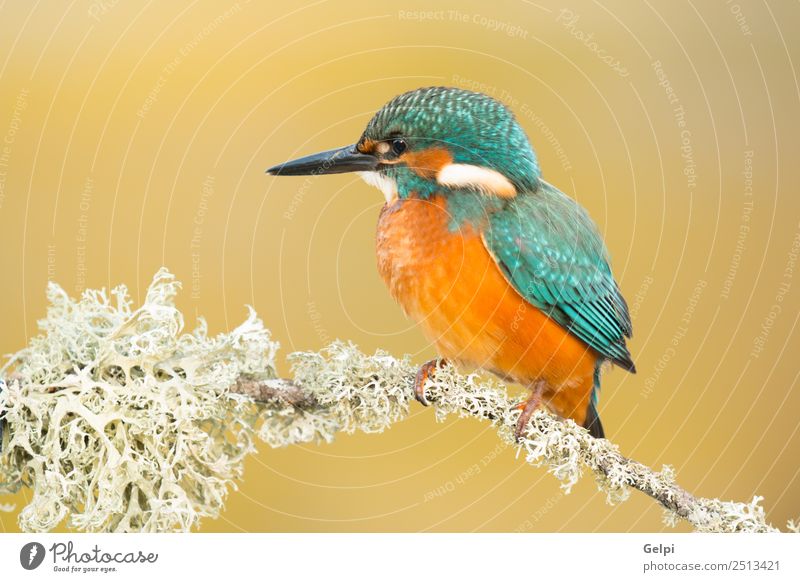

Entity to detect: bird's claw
[414,358,446,406]
[513,381,546,442]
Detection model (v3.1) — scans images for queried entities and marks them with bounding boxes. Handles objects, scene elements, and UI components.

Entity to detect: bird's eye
[390,138,407,155]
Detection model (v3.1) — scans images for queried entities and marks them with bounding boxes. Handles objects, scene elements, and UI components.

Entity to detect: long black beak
[266,144,379,176]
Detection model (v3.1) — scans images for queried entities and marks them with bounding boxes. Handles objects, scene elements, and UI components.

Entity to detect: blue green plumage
[367,88,635,374]
[268,85,635,438]
[483,180,635,373]
[363,87,540,198]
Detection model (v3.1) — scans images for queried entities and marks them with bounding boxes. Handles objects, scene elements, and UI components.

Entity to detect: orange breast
[375,194,600,425]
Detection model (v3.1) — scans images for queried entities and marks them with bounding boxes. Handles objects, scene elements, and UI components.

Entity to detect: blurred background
[0,0,798,532]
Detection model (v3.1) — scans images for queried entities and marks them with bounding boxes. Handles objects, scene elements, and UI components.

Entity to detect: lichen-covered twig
[232,377,316,408]
[0,269,785,532]
[228,352,779,533]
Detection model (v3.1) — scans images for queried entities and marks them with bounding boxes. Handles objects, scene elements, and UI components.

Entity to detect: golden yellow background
[1,0,798,532]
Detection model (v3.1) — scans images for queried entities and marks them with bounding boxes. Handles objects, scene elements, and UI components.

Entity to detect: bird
[267,87,635,440]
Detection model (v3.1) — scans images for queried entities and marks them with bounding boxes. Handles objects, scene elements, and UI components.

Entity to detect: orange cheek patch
[357,139,377,154]
[401,147,453,179]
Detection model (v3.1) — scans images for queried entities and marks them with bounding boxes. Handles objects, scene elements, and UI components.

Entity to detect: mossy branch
[228,363,778,533]
[0,269,784,532]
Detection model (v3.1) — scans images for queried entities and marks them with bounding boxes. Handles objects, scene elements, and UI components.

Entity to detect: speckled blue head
[359,87,540,199]
[267,87,541,204]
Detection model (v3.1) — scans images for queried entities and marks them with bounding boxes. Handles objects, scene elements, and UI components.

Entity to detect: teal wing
[482,180,635,372]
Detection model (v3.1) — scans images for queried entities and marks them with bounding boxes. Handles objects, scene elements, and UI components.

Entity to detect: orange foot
[514,380,547,442]
[414,358,447,406]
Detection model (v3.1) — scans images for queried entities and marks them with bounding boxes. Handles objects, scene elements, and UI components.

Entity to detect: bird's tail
[583,400,605,439]
[582,363,605,439]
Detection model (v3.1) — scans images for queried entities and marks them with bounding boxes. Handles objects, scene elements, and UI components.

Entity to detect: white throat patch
[358,171,398,203]
[436,163,517,198]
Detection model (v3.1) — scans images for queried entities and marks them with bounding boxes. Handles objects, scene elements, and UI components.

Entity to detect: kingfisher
[267,87,635,440]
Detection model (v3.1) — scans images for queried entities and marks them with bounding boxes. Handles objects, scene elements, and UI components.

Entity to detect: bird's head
[267,87,540,202]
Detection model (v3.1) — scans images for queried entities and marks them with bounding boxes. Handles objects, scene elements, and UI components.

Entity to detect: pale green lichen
[0,271,785,533]
[273,343,781,533]
[0,269,278,532]
[685,495,776,533]
[255,344,413,448]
